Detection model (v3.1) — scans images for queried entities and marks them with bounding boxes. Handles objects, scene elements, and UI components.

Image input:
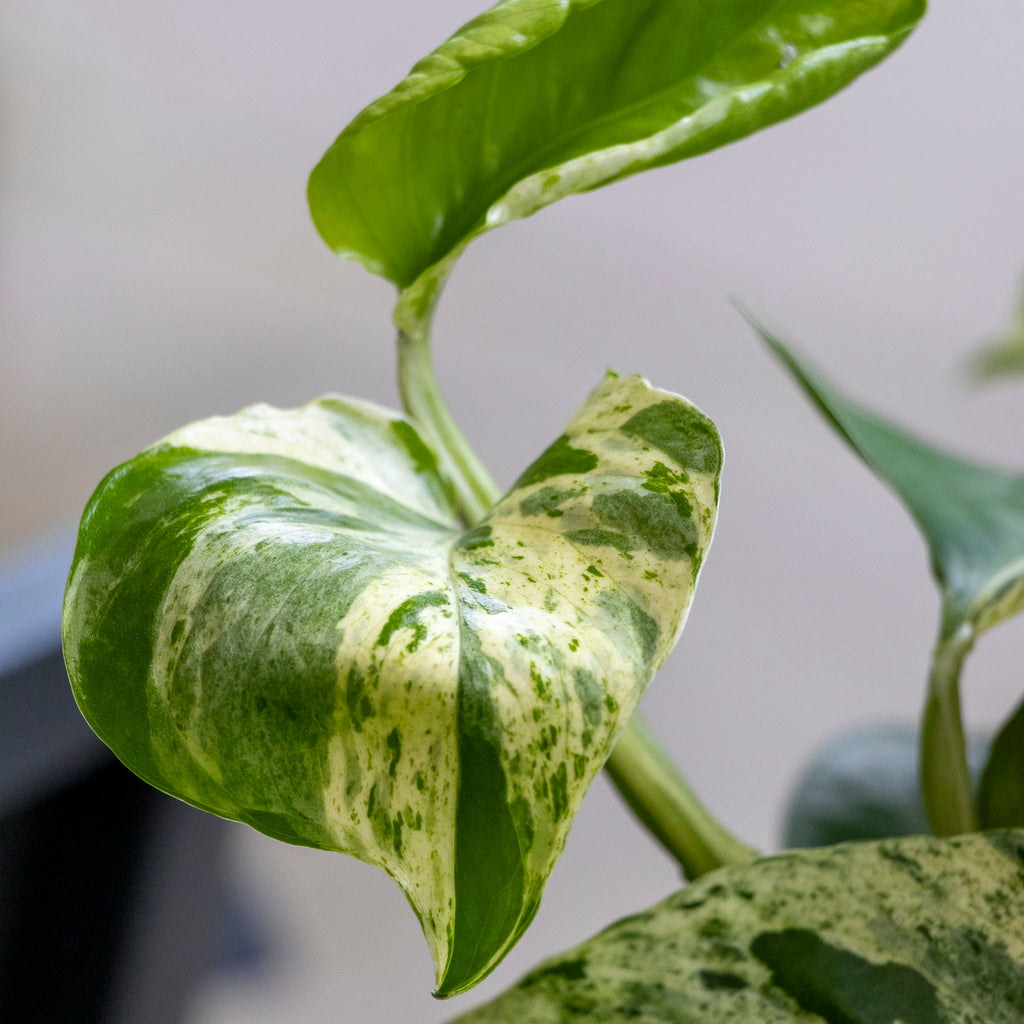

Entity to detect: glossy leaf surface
[451,830,1024,1023]
[309,0,926,319]
[63,374,721,995]
[754,319,1024,834]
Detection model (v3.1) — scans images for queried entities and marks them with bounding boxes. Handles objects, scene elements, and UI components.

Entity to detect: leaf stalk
[605,711,758,879]
[921,623,978,836]
[397,326,498,526]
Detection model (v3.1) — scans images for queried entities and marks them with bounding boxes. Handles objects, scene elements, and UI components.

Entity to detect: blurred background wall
[2,2,1022,1021]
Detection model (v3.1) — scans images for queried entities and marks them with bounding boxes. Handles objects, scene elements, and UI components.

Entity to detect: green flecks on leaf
[751,928,941,1024]
[514,436,598,489]
[643,460,689,492]
[461,525,495,550]
[623,402,723,477]
[572,668,604,727]
[452,832,1024,1024]
[550,762,569,821]
[519,486,584,518]
[698,969,748,991]
[376,590,450,652]
[387,727,402,777]
[593,490,697,561]
[457,573,487,595]
[345,664,375,732]
[64,375,724,1000]
[564,529,636,554]
[391,419,440,475]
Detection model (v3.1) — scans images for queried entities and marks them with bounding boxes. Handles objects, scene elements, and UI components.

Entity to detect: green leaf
[309,0,926,328]
[971,280,1024,382]
[751,318,1024,835]
[980,696,1024,829]
[62,374,721,996]
[450,830,1024,1023]
[783,724,991,849]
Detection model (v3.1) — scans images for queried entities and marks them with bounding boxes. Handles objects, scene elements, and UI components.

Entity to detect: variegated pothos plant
[61,0,1024,1018]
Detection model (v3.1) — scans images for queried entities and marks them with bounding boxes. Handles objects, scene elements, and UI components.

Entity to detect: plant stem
[397,326,497,527]
[605,711,758,879]
[920,624,978,836]
[395,311,752,875]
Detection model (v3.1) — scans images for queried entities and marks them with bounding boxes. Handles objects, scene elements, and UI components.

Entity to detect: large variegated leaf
[451,830,1024,1023]
[62,373,721,996]
[309,0,926,325]
[752,318,1024,836]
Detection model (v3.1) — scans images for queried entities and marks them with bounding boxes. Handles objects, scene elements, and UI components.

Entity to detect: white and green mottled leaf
[451,830,1024,1023]
[308,0,926,328]
[62,374,721,995]
[751,318,1024,835]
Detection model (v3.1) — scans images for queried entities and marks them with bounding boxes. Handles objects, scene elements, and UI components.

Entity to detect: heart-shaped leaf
[450,830,1024,1023]
[751,318,1024,835]
[62,374,721,995]
[309,0,926,328]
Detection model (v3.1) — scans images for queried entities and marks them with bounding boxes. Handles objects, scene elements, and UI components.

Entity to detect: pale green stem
[606,712,758,879]
[920,624,978,836]
[397,327,497,526]
[395,315,752,876]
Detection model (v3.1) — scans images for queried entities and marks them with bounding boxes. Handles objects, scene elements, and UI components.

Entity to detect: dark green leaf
[450,830,1024,1023]
[752,318,1024,834]
[309,0,926,327]
[980,696,1024,829]
[783,723,990,848]
[63,375,721,995]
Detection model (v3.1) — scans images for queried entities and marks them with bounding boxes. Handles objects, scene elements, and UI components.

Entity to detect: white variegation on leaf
[309,0,926,330]
[63,373,721,995]
[451,830,1024,1024]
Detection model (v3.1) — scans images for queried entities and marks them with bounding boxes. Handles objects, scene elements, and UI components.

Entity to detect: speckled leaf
[309,0,925,326]
[753,319,1024,835]
[451,830,1024,1023]
[62,374,720,996]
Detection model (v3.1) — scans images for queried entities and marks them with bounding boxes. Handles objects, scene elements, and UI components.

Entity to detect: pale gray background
[2,2,1022,1021]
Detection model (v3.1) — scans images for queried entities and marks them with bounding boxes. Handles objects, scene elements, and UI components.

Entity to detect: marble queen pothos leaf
[308,0,926,327]
[451,830,1024,1023]
[62,373,721,996]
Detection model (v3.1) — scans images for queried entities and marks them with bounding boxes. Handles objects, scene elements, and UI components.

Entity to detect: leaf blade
[450,831,1024,1023]
[309,0,926,304]
[63,375,722,995]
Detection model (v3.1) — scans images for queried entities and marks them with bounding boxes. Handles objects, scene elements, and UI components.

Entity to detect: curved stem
[397,327,497,526]
[920,624,978,836]
[605,711,758,879]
